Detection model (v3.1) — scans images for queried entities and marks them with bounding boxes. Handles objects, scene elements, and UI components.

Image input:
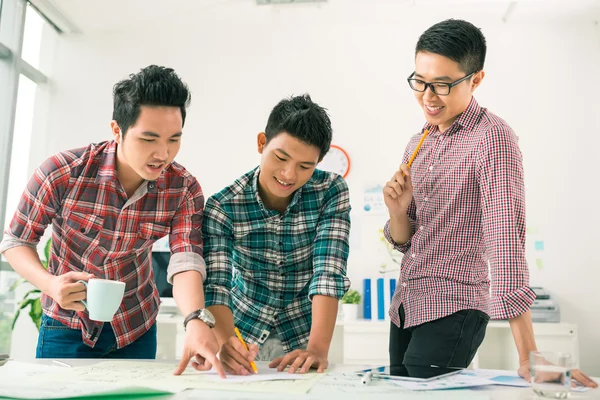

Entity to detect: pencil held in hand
[234,327,259,373]
[407,129,429,168]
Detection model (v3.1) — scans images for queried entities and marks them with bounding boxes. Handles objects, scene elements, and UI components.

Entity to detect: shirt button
[429,166,433,171]
[148,183,155,189]
[117,236,122,241]
[424,197,429,202]
[419,226,424,230]
[402,282,407,288]
[411,253,416,258]
[80,228,86,233]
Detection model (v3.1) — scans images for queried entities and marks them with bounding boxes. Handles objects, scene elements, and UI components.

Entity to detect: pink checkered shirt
[385,97,535,328]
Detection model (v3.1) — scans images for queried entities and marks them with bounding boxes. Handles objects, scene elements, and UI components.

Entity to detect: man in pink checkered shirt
[383,19,596,388]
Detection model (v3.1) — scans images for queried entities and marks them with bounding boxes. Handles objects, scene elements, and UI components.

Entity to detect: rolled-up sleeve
[476,125,536,320]
[383,200,417,254]
[202,196,234,308]
[167,177,207,283]
[308,175,351,300]
[0,155,67,254]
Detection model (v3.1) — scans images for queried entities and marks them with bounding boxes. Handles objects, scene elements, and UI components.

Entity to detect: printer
[530,287,561,323]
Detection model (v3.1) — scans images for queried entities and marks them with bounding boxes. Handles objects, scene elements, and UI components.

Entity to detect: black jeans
[389,305,490,368]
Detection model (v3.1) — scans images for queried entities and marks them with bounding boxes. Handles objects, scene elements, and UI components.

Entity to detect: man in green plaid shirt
[203,94,351,375]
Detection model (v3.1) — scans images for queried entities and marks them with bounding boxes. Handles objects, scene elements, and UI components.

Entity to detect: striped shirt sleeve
[308,175,351,300]
[202,196,234,308]
[167,177,207,282]
[1,155,70,253]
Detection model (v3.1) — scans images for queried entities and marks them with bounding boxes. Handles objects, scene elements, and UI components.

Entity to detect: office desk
[0,359,597,400]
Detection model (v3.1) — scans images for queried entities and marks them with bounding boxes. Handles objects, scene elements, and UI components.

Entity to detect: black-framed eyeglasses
[407,71,475,96]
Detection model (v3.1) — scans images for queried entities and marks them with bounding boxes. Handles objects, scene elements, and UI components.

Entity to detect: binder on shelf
[390,278,397,301]
[377,278,385,320]
[363,279,372,320]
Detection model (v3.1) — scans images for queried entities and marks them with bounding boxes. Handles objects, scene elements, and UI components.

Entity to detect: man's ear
[110,121,122,143]
[471,70,485,92]
[257,132,267,154]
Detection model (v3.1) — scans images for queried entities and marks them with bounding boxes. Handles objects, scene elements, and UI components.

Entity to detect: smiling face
[413,51,484,133]
[256,131,320,212]
[112,105,183,192]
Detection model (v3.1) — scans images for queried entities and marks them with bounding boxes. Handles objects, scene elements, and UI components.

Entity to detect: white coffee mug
[77,279,126,322]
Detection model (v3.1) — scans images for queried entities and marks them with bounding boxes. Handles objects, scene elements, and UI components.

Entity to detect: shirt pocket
[62,212,107,267]
[64,212,104,249]
[135,222,170,251]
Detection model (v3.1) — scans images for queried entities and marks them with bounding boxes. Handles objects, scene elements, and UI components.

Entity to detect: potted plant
[341,289,361,321]
[9,239,51,330]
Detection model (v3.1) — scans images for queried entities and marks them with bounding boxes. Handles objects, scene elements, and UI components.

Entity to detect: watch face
[200,309,215,326]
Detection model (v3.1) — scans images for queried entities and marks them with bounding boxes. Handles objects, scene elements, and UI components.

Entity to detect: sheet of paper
[460,369,529,387]
[0,382,174,400]
[23,360,323,395]
[188,363,317,383]
[304,373,491,399]
[35,361,314,384]
[390,374,494,391]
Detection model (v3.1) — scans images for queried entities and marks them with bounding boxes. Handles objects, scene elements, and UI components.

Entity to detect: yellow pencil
[407,129,429,168]
[234,327,258,373]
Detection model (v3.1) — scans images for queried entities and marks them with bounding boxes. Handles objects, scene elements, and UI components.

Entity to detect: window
[21,4,43,70]
[0,0,57,357]
[3,74,36,231]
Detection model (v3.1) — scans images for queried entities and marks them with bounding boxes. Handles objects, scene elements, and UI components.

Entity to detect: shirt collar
[95,140,165,191]
[251,167,303,213]
[95,141,119,184]
[425,96,482,137]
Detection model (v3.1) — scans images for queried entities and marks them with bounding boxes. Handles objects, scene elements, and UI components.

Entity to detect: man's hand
[383,164,413,216]
[219,335,259,375]
[518,359,598,388]
[47,271,95,312]
[269,349,328,374]
[173,320,225,378]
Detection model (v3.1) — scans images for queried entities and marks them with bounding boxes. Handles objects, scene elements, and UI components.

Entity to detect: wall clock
[318,144,350,178]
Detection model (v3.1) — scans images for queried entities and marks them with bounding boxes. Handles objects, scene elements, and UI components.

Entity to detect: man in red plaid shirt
[0,65,224,377]
[383,20,596,387]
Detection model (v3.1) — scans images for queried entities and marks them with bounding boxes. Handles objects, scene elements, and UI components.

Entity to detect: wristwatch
[183,308,215,331]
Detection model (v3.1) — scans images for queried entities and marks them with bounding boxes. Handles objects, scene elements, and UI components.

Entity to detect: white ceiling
[46,0,600,34]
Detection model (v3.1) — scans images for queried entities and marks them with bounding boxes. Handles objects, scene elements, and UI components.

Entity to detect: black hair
[416,19,486,74]
[265,94,332,159]
[112,65,191,135]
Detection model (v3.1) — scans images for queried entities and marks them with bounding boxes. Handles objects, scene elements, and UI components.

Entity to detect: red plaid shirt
[385,98,535,328]
[0,141,206,348]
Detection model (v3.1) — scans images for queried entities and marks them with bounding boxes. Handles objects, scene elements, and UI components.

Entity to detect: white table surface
[1,358,598,400]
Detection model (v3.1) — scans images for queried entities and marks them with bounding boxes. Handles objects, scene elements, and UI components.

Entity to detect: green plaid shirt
[203,167,351,352]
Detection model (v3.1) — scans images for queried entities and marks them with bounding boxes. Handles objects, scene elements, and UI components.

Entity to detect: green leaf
[341,289,361,304]
[29,300,42,330]
[43,239,52,269]
[9,278,27,292]
[11,308,21,331]
[16,298,35,311]
[21,289,41,302]
[12,298,36,331]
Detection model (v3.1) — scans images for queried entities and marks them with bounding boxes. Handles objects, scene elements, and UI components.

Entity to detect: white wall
[16,2,600,373]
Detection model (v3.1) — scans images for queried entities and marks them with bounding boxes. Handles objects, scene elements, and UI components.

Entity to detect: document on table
[0,360,323,399]
[389,373,494,391]
[304,372,491,400]
[460,369,530,387]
